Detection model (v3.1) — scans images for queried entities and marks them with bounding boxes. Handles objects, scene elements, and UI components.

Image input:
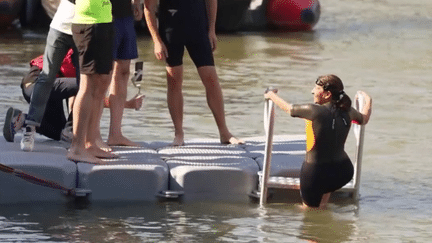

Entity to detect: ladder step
[262,176,355,191]
[266,176,300,189]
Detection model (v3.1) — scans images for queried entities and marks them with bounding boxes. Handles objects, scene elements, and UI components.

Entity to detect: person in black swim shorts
[265,74,372,209]
[67,0,115,164]
[144,0,244,146]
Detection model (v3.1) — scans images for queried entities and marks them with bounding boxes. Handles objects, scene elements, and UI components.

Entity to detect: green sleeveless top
[73,0,112,24]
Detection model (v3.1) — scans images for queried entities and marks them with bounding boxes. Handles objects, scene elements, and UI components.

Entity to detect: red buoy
[266,0,321,31]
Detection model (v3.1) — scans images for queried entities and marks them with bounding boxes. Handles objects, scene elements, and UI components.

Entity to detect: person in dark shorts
[2,51,144,144]
[101,0,143,148]
[144,0,244,146]
[264,74,372,209]
[67,0,115,164]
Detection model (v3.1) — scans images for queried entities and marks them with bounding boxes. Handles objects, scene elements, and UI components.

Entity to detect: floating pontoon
[0,93,365,205]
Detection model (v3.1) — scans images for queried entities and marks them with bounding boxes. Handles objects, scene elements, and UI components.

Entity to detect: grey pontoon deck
[0,133,359,205]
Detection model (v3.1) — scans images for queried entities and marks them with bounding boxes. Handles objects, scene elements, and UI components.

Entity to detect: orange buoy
[266,0,321,31]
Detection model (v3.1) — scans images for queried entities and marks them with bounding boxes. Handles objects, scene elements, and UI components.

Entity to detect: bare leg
[197,66,243,144]
[85,73,118,159]
[87,104,117,158]
[166,66,184,146]
[298,193,331,211]
[67,74,105,164]
[319,192,331,209]
[107,60,139,146]
[93,97,112,152]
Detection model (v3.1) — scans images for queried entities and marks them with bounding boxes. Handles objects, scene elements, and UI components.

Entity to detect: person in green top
[67,0,116,164]
[73,0,113,24]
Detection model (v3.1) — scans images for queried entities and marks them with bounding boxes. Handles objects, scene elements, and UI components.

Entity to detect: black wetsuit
[158,0,215,67]
[291,102,364,207]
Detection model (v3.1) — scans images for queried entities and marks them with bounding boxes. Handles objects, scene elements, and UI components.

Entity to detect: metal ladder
[259,91,366,205]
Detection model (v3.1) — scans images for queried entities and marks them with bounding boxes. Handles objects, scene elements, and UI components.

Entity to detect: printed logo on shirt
[84,11,96,16]
[102,1,110,7]
[168,9,178,16]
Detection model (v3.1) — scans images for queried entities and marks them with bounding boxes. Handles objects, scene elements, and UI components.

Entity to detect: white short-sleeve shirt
[50,0,75,35]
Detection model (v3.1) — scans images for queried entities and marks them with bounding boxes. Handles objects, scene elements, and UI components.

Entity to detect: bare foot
[67,149,105,164]
[171,134,184,146]
[221,136,245,145]
[296,203,327,212]
[95,138,112,152]
[86,145,118,159]
[107,135,140,147]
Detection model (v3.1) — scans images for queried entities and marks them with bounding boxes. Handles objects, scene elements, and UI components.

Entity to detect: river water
[1,0,432,242]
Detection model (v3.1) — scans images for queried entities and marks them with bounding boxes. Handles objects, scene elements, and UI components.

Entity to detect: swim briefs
[158,0,215,67]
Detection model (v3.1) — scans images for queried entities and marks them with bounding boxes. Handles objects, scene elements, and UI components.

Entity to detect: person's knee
[166,66,184,91]
[114,60,131,80]
[88,75,111,98]
[34,72,50,85]
[197,66,218,86]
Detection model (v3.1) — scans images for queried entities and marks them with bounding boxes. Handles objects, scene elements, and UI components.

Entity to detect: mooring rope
[0,163,76,196]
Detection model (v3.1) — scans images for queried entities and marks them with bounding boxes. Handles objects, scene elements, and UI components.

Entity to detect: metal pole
[260,99,275,206]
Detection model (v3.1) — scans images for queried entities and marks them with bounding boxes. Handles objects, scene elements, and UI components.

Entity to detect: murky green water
[1,0,432,241]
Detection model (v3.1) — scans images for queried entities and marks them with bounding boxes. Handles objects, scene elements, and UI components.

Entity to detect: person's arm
[355,90,372,125]
[144,0,168,60]
[264,90,293,115]
[132,0,143,21]
[205,0,218,51]
[125,94,145,110]
[104,94,145,110]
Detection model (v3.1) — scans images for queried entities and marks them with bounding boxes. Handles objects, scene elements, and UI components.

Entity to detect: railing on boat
[259,90,366,205]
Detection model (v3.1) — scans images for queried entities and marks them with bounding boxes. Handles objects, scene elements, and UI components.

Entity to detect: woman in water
[264,74,372,209]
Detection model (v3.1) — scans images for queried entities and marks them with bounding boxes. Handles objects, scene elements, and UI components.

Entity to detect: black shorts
[162,30,215,68]
[72,23,114,74]
[300,159,354,207]
[158,0,214,68]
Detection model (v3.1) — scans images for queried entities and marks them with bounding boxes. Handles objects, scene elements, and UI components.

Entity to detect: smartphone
[135,61,143,81]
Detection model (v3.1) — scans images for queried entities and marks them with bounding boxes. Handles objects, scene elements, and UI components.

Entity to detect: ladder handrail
[352,91,366,200]
[260,97,275,206]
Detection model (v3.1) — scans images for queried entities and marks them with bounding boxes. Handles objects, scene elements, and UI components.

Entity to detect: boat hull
[0,0,24,28]
[216,0,252,32]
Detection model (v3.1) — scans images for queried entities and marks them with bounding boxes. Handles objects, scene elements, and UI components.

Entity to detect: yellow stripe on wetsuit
[305,120,315,152]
